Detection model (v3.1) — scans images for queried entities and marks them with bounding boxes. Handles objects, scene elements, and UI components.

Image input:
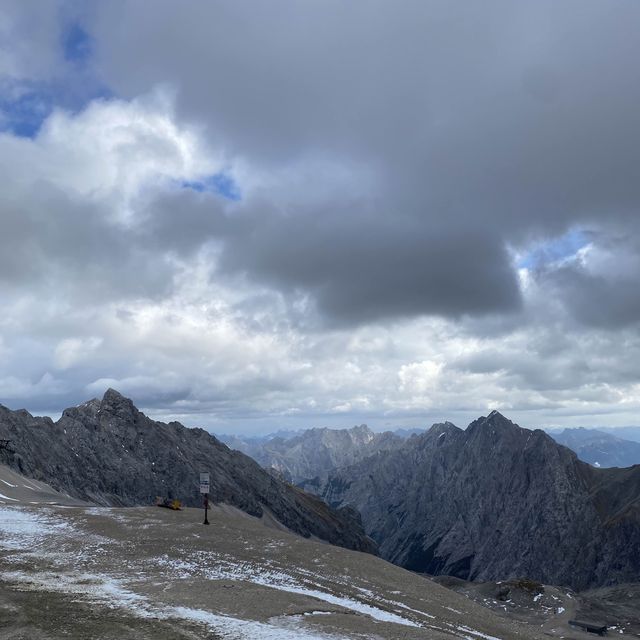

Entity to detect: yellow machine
[155,496,182,510]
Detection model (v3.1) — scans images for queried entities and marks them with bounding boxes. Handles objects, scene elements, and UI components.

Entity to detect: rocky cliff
[220,425,405,485]
[321,411,640,589]
[0,389,376,554]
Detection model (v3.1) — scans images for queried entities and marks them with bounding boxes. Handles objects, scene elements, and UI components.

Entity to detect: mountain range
[218,424,408,484]
[550,427,640,467]
[318,412,640,590]
[0,389,374,554]
[4,391,640,591]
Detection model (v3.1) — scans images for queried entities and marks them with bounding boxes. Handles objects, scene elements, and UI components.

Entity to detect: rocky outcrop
[321,411,640,589]
[0,389,376,554]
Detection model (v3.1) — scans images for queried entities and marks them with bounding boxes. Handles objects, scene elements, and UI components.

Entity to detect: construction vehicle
[155,496,182,510]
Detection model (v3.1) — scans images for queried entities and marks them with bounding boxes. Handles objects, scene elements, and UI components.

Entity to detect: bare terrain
[2,463,638,639]
[0,464,543,640]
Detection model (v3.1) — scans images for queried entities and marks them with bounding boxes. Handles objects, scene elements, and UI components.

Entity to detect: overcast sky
[1,1,640,433]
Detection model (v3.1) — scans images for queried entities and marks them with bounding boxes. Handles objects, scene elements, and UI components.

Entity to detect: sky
[1,1,640,434]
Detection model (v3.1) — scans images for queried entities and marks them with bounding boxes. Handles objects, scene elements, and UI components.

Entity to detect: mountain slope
[0,497,550,640]
[321,412,640,589]
[0,389,375,553]
[550,427,640,467]
[220,425,405,484]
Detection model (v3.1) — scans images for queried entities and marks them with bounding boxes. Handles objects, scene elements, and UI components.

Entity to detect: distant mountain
[0,389,375,554]
[550,427,640,467]
[320,412,640,589]
[392,427,428,438]
[220,424,406,484]
[594,426,640,444]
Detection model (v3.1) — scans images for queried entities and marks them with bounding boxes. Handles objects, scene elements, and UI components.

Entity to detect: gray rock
[0,389,376,554]
[321,411,640,589]
[221,424,405,486]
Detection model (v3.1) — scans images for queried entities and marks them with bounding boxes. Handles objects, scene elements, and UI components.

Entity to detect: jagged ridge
[220,424,405,485]
[321,411,640,589]
[0,389,376,554]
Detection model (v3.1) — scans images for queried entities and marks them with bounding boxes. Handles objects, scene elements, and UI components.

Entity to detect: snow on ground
[0,506,349,639]
[454,625,502,640]
[0,505,511,640]
[0,506,71,549]
[154,551,504,640]
[1,569,344,640]
[157,553,424,628]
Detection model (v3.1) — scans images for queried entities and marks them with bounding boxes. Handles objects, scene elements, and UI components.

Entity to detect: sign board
[199,472,210,494]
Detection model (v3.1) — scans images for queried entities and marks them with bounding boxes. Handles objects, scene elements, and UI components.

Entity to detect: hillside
[0,469,550,640]
[3,462,639,638]
[0,389,374,554]
[321,412,640,590]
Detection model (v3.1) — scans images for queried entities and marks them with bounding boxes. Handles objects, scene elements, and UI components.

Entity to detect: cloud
[84,0,640,327]
[1,1,640,431]
[535,233,640,328]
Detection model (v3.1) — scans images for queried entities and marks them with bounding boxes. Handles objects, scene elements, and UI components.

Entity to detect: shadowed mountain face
[0,389,376,554]
[550,427,640,468]
[219,425,406,485]
[321,412,640,590]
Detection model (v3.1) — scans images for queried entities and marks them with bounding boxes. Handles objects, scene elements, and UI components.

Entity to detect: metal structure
[200,472,210,525]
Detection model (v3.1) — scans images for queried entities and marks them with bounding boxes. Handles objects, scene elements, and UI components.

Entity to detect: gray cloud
[2,1,640,430]
[86,0,640,326]
[217,209,521,325]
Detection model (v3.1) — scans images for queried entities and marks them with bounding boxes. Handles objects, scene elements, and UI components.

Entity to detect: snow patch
[2,569,344,640]
[157,555,424,628]
[0,506,72,549]
[455,625,503,640]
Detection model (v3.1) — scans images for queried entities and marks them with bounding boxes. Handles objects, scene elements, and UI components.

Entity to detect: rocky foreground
[2,466,639,638]
[0,464,544,640]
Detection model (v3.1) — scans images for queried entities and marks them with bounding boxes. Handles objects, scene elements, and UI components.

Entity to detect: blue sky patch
[518,228,590,269]
[0,22,107,139]
[0,85,54,138]
[182,172,242,201]
[63,23,93,64]
[0,82,113,139]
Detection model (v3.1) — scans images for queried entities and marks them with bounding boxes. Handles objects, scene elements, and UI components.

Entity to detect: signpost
[200,472,210,525]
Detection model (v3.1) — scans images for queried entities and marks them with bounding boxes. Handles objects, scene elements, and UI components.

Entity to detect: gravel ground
[3,463,631,640]
[0,495,548,640]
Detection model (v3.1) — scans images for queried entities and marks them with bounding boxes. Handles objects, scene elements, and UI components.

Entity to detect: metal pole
[203,492,210,525]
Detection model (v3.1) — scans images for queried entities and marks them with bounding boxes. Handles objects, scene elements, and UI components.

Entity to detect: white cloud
[54,337,103,370]
[2,2,640,433]
[2,88,223,222]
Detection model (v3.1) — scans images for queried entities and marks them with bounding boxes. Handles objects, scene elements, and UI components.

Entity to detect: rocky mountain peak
[99,388,137,421]
[427,421,461,436]
[466,410,518,435]
[321,412,640,589]
[349,424,375,444]
[0,393,376,554]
